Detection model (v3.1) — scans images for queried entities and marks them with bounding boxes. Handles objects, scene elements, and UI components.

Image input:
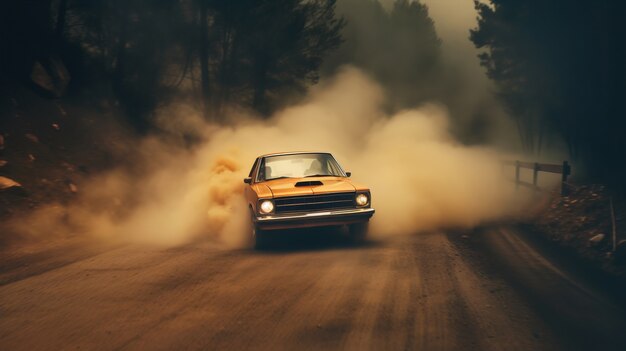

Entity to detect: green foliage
[66,0,187,129]
[2,0,344,126]
[201,0,345,116]
[325,0,442,108]
[471,0,626,189]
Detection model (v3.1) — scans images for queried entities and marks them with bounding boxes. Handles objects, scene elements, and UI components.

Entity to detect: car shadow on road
[253,226,380,253]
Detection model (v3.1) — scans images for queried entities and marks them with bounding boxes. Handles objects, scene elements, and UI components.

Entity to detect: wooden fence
[503,160,571,195]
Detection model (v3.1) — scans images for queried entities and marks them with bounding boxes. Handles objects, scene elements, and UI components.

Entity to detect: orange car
[244,152,375,247]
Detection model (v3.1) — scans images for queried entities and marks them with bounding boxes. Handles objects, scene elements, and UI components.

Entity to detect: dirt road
[1,227,625,350]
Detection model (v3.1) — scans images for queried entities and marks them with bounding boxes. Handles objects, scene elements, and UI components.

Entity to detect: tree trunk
[55,0,68,42]
[252,53,269,116]
[112,19,128,93]
[199,1,212,121]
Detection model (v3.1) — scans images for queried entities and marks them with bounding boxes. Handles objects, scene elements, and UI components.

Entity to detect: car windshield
[258,153,345,181]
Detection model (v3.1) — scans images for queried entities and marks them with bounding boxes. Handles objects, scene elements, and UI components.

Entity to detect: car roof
[259,151,332,158]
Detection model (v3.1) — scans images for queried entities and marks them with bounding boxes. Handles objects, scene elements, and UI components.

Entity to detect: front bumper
[254,208,375,230]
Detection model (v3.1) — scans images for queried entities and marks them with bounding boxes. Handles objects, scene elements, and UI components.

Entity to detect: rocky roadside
[528,184,626,278]
[0,87,131,245]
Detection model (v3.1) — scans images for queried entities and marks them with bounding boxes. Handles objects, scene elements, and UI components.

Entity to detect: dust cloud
[4,67,536,247]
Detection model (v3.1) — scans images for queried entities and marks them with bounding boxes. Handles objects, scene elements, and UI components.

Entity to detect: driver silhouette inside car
[304,159,327,176]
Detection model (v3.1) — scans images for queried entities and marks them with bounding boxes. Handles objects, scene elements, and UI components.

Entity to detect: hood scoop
[295,180,323,187]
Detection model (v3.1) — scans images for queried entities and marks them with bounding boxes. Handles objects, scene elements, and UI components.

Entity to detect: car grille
[274,192,355,214]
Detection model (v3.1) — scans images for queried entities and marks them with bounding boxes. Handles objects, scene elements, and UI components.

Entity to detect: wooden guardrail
[503,160,571,195]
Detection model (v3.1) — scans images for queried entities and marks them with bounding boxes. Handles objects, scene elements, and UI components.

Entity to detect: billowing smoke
[331,0,521,149]
[4,67,536,247]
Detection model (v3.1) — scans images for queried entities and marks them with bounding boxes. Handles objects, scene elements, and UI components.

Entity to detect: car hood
[264,177,357,198]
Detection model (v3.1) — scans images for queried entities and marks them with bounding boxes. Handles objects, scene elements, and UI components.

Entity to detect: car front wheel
[249,209,267,249]
[253,226,269,249]
[348,222,368,243]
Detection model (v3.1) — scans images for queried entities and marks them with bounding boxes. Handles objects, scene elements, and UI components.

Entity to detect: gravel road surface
[1,227,625,350]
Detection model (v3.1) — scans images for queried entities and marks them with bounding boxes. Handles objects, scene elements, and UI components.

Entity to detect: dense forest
[1,1,445,126]
[471,0,626,190]
[324,0,442,108]
[1,0,625,191]
[2,0,346,128]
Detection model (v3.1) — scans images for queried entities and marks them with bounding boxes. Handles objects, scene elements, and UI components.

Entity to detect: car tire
[249,209,266,249]
[348,222,368,244]
[254,227,268,249]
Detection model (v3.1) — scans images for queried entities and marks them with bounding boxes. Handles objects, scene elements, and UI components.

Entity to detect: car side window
[256,158,266,182]
[326,158,342,176]
[248,158,259,178]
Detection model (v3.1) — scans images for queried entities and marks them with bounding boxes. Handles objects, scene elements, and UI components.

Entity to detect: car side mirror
[345,172,351,177]
[243,177,252,184]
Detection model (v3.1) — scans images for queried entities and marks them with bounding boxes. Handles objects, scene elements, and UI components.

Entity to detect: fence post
[533,162,539,190]
[515,160,520,190]
[561,161,570,196]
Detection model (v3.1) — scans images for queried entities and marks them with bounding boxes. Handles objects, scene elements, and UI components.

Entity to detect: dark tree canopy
[201,0,345,117]
[2,0,345,127]
[324,0,442,108]
[471,0,626,190]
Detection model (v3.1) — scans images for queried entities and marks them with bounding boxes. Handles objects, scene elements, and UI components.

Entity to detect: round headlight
[355,193,369,206]
[259,200,274,214]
